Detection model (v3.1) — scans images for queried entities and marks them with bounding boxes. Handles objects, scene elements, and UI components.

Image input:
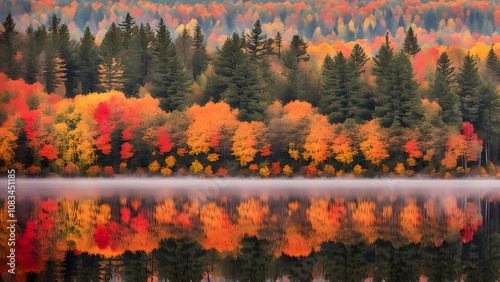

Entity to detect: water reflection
[1,183,500,281]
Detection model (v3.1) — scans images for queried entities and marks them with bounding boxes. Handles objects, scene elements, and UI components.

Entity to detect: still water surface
[2,179,500,281]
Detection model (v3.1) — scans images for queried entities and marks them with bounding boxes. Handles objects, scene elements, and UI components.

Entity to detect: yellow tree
[331,132,358,165]
[302,115,336,165]
[231,121,267,166]
[237,198,269,238]
[200,202,239,252]
[358,119,389,166]
[186,102,239,157]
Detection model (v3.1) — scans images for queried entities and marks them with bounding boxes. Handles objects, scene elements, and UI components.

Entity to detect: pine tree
[137,23,154,83]
[485,44,498,79]
[224,57,265,121]
[119,13,140,96]
[58,24,79,97]
[99,23,125,91]
[348,43,369,73]
[288,35,309,63]
[245,19,267,61]
[151,18,192,112]
[457,52,481,124]
[23,25,39,84]
[43,14,66,94]
[373,32,395,126]
[274,32,283,59]
[430,51,461,126]
[191,25,208,79]
[282,49,303,103]
[477,82,500,164]
[320,52,368,124]
[204,33,245,102]
[0,13,20,79]
[377,51,421,128]
[402,26,421,56]
[77,26,101,94]
[175,27,193,71]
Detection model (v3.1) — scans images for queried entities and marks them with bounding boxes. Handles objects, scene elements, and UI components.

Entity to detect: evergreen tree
[22,25,41,84]
[319,51,367,124]
[348,43,369,73]
[235,237,274,282]
[119,13,141,96]
[245,19,267,61]
[77,27,101,94]
[99,23,125,91]
[223,57,265,121]
[402,26,421,56]
[477,82,500,164]
[485,44,498,80]
[151,18,192,112]
[175,27,193,71]
[373,32,395,126]
[288,35,310,64]
[154,238,206,282]
[58,24,79,97]
[430,51,462,126]
[42,14,67,95]
[191,25,208,79]
[203,33,245,102]
[457,52,481,124]
[376,51,421,128]
[282,49,304,103]
[274,31,283,59]
[0,13,20,79]
[137,23,154,83]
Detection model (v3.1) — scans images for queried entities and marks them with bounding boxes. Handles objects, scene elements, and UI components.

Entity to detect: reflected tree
[372,240,420,282]
[154,238,206,282]
[280,253,318,282]
[120,251,151,282]
[422,238,462,282]
[234,236,274,282]
[77,253,102,282]
[320,241,373,282]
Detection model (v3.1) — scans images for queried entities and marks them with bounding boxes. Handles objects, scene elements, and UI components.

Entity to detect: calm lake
[2,178,500,282]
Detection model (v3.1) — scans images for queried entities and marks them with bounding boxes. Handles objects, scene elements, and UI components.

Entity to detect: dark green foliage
[22,24,44,84]
[320,51,369,124]
[44,14,66,94]
[280,254,317,282]
[402,26,421,56]
[457,52,481,124]
[119,13,141,96]
[0,13,20,79]
[76,253,102,282]
[151,18,192,112]
[154,238,206,282]
[175,27,193,71]
[485,45,498,79]
[422,239,463,282]
[288,35,309,64]
[282,49,304,103]
[234,237,274,282]
[477,82,500,164]
[274,31,283,59]
[430,52,462,126]
[321,241,373,282]
[348,43,369,73]
[245,19,267,61]
[372,240,420,282]
[462,228,500,282]
[223,57,265,121]
[99,22,125,91]
[137,23,155,83]
[77,27,101,94]
[120,251,151,282]
[191,25,209,79]
[58,24,79,98]
[203,33,245,102]
[375,37,421,128]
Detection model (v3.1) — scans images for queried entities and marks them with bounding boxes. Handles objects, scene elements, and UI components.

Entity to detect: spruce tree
[485,44,498,79]
[191,25,208,79]
[245,19,267,61]
[58,24,79,97]
[282,49,303,103]
[77,27,101,94]
[477,82,500,164]
[457,52,481,124]
[151,18,192,112]
[175,27,193,71]
[0,13,20,79]
[430,51,461,126]
[204,33,245,102]
[289,35,309,63]
[373,32,395,126]
[22,25,42,84]
[44,14,66,94]
[137,23,154,83]
[402,26,421,56]
[348,43,369,73]
[320,52,368,124]
[119,13,140,96]
[274,32,283,59]
[99,23,125,91]
[377,51,421,128]
[224,57,265,121]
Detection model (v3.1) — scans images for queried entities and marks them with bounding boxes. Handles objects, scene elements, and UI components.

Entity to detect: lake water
[1,178,500,281]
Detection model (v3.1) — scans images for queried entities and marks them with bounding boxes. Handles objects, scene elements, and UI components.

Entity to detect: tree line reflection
[1,192,500,281]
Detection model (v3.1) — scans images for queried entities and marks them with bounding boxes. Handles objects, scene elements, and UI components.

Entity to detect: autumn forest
[2,0,500,178]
